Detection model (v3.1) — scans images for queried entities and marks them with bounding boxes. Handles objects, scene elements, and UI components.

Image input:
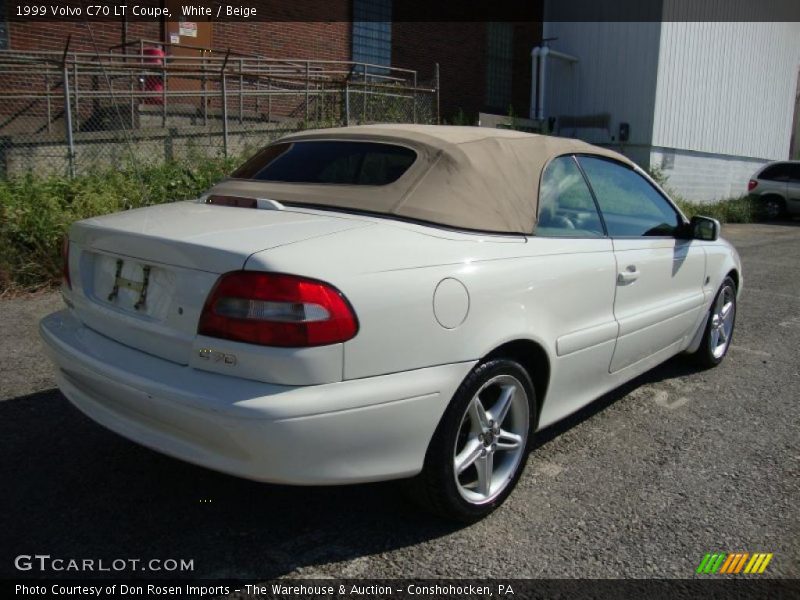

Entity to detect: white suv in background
[748,161,800,219]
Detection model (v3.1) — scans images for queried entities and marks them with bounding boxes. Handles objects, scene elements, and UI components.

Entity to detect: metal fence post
[305,61,310,124]
[412,71,417,124]
[45,72,52,133]
[221,50,231,158]
[72,56,79,124]
[239,58,244,125]
[202,55,208,126]
[435,62,440,124]
[344,81,349,126]
[162,61,167,128]
[255,58,260,114]
[362,64,368,123]
[221,73,229,157]
[63,64,75,177]
[129,72,136,129]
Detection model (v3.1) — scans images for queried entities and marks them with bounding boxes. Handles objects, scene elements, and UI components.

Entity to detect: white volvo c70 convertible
[40,125,742,521]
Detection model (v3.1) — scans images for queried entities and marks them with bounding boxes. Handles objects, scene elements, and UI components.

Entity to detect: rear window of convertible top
[232,141,417,186]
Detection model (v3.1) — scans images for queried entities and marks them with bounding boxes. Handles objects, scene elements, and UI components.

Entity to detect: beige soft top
[209,124,634,234]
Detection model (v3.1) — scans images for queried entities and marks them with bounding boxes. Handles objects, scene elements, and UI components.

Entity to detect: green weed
[0,156,239,293]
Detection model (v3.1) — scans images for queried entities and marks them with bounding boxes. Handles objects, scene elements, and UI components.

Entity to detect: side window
[759,163,790,182]
[537,156,605,237]
[787,163,800,183]
[577,156,682,237]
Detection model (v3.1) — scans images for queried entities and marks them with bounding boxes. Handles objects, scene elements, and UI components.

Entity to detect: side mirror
[690,215,720,241]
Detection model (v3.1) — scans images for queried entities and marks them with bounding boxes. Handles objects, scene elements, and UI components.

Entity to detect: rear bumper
[40,310,474,484]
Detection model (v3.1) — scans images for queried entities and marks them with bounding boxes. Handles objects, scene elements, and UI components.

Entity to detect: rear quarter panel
[246,226,619,414]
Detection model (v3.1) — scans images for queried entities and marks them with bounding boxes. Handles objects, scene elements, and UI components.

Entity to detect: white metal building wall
[651,21,800,161]
[540,21,662,151]
[651,147,770,200]
[541,12,800,202]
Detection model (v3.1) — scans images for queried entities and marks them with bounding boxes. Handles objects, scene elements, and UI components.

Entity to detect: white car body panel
[73,200,371,273]
[40,173,743,486]
[64,203,374,383]
[249,229,619,382]
[609,237,707,372]
[40,309,475,483]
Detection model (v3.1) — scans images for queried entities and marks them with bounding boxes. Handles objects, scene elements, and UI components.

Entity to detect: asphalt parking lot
[1,222,798,580]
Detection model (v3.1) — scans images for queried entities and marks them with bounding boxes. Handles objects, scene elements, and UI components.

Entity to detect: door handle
[617,266,640,285]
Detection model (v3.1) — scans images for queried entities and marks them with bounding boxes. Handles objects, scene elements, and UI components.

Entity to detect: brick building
[393,22,541,120]
[0,0,543,121]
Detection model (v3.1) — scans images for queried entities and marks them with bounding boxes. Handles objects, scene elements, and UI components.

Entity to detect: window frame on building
[352,0,392,76]
[485,22,514,111]
[0,0,8,50]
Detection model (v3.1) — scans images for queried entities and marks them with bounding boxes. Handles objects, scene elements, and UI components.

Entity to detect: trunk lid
[67,201,371,365]
[71,200,369,273]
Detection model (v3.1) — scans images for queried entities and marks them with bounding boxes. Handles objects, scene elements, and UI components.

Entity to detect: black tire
[688,276,737,368]
[761,196,786,221]
[406,358,536,522]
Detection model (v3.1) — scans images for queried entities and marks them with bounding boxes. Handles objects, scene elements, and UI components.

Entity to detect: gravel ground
[1,222,798,580]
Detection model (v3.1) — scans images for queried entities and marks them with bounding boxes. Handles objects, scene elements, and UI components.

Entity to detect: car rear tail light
[198,272,358,347]
[62,235,71,290]
[748,179,758,191]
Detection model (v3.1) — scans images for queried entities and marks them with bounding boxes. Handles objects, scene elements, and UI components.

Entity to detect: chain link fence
[0,45,439,180]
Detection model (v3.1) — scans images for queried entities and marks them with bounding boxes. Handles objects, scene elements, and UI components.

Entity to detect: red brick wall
[7,21,351,61]
[3,16,352,127]
[6,12,541,122]
[392,22,485,122]
[7,21,159,53]
[392,21,542,122]
[210,21,350,60]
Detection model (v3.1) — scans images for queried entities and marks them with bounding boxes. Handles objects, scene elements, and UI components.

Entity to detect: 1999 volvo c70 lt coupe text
[40,125,742,521]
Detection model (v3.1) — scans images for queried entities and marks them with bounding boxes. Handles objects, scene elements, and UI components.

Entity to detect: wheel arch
[726,268,740,291]
[686,265,741,355]
[760,193,787,216]
[760,192,787,203]
[483,339,551,428]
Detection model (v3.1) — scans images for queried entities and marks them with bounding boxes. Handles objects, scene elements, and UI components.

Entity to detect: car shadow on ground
[748,217,800,228]
[531,355,701,451]
[1,355,700,580]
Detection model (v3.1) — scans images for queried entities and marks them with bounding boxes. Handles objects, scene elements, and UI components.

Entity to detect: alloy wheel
[764,199,782,220]
[453,374,529,505]
[710,284,736,359]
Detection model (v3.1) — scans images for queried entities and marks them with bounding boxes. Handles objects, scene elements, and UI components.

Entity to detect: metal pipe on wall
[537,46,549,122]
[529,47,540,120]
[530,45,578,122]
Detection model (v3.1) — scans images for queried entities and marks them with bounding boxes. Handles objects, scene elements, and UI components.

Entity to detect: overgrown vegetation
[444,108,475,126]
[646,165,757,224]
[673,195,756,223]
[0,156,240,293]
